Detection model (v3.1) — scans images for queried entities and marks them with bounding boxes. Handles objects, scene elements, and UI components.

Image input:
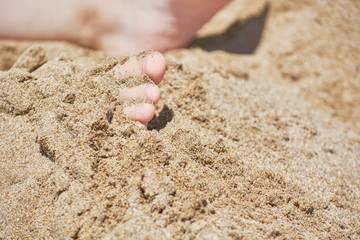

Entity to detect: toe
[112,52,166,85]
[123,103,155,123]
[119,84,160,104]
[113,51,165,124]
[144,52,166,85]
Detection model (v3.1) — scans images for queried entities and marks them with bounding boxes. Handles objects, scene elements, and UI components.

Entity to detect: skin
[0,0,232,123]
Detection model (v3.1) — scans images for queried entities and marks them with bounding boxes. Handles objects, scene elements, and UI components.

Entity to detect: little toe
[123,103,155,123]
[119,84,160,104]
[112,52,166,85]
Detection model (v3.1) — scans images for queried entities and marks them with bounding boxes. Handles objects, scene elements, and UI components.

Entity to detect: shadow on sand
[191,3,269,54]
[147,105,174,131]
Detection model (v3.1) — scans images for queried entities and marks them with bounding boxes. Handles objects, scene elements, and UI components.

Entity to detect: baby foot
[0,0,231,56]
[110,51,166,123]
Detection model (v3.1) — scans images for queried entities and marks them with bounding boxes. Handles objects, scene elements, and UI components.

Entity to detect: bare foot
[0,0,231,55]
[112,52,166,124]
[0,0,229,123]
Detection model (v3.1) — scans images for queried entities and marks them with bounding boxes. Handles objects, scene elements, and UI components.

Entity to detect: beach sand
[1,0,359,239]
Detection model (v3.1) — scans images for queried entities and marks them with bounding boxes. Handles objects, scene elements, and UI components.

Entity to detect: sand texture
[1,0,359,239]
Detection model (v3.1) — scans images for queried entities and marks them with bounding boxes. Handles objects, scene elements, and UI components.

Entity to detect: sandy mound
[1,0,359,239]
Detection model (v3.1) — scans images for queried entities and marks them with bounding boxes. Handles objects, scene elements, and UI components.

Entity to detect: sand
[0,0,359,239]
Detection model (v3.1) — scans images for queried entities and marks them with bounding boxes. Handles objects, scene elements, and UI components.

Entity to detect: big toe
[112,51,166,85]
[143,52,166,85]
